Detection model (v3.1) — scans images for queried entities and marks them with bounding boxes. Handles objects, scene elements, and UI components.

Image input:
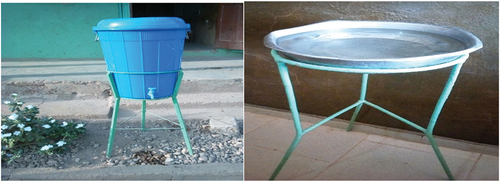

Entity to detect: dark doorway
[131,3,200,22]
[130,3,214,51]
[130,3,243,51]
[215,3,243,50]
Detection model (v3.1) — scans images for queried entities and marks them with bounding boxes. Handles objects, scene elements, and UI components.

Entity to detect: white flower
[4,101,11,104]
[24,126,32,132]
[42,124,51,129]
[1,125,8,130]
[13,131,21,136]
[26,118,31,121]
[26,105,34,109]
[40,146,49,151]
[17,101,24,105]
[17,123,24,128]
[40,145,54,151]
[10,93,18,97]
[75,123,85,129]
[9,113,19,120]
[49,119,56,123]
[1,133,12,138]
[61,122,68,127]
[56,141,66,147]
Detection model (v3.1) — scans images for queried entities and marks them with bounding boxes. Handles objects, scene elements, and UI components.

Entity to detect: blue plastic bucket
[93,17,190,99]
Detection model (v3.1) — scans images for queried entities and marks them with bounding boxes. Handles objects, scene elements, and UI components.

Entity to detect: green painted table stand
[105,70,193,158]
[269,49,471,180]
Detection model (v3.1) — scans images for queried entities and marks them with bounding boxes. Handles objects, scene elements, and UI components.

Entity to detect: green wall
[1,3,120,58]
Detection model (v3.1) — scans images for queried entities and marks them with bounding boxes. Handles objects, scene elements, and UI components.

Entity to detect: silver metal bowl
[264,21,483,69]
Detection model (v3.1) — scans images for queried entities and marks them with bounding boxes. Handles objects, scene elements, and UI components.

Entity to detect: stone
[165,158,174,164]
[46,160,58,167]
[199,152,208,157]
[209,156,216,163]
[209,116,238,134]
[75,158,80,162]
[165,153,173,158]
[198,156,208,162]
[234,142,243,148]
[93,144,100,148]
[130,146,146,153]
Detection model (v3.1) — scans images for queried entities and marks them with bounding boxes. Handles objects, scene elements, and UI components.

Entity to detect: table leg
[425,63,464,180]
[347,74,369,131]
[271,57,463,180]
[270,62,305,180]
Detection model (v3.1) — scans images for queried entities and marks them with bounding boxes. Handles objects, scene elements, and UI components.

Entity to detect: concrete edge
[244,103,499,157]
[3,163,243,180]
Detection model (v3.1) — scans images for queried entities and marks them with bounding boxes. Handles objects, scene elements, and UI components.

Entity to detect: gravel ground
[1,118,243,169]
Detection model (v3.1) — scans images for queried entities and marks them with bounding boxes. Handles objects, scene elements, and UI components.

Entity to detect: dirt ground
[1,117,243,170]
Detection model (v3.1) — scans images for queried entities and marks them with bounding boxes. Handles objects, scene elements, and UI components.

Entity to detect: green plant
[1,93,86,163]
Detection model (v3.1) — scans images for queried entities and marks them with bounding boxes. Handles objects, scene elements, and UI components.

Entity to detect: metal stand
[105,70,193,158]
[269,50,468,180]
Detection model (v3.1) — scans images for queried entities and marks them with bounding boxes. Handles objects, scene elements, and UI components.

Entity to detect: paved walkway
[244,104,498,180]
[1,55,243,82]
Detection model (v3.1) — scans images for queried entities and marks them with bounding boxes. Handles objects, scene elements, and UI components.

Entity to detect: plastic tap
[147,87,156,99]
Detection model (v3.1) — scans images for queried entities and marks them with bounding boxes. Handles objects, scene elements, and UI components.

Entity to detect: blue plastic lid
[93,17,190,32]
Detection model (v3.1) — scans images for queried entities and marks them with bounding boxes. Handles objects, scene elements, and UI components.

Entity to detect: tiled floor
[244,105,499,180]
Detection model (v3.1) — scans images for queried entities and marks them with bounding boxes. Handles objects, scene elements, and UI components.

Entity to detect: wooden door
[215,3,243,50]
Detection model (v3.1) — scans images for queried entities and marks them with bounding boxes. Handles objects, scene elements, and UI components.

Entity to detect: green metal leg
[427,134,453,180]
[347,74,368,131]
[424,63,464,180]
[171,70,193,155]
[173,96,193,155]
[270,45,467,179]
[270,135,303,180]
[105,70,193,157]
[271,62,462,180]
[106,97,120,158]
[141,100,146,130]
[270,62,305,180]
